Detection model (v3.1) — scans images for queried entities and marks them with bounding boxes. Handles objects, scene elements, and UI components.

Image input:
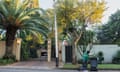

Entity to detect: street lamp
[53,0,59,67]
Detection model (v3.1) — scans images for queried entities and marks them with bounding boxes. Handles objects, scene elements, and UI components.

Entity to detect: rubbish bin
[90,57,98,71]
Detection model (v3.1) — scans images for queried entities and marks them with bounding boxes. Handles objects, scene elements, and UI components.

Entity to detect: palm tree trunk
[3,26,17,59]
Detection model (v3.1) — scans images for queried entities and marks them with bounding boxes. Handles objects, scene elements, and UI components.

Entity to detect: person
[81,51,90,70]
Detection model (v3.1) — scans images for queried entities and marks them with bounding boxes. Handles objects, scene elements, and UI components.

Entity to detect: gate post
[47,39,51,62]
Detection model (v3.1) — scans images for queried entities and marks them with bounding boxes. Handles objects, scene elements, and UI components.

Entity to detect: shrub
[77,59,82,64]
[97,51,104,64]
[112,50,120,64]
[116,50,120,58]
[7,58,14,63]
[21,41,30,60]
[3,54,16,61]
[0,58,15,65]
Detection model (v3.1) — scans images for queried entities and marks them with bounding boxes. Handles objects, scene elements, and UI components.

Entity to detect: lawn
[63,64,120,69]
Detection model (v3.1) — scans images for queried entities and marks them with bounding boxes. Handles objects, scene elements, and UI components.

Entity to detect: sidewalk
[0,57,63,70]
[0,60,55,69]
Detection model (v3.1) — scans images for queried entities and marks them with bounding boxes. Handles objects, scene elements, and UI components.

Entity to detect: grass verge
[63,64,120,69]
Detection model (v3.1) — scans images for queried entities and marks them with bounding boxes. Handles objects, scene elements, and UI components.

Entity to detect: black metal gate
[65,45,72,63]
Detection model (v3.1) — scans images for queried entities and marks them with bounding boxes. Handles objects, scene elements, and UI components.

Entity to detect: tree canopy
[53,0,106,63]
[97,10,120,44]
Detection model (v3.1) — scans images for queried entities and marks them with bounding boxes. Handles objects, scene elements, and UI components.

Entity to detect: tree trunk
[72,43,77,64]
[72,31,83,64]
[3,26,17,59]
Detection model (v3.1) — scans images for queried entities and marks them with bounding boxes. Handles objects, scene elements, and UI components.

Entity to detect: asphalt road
[0,68,77,72]
[0,68,120,72]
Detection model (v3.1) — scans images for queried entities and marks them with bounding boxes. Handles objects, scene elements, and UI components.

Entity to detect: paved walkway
[0,56,63,69]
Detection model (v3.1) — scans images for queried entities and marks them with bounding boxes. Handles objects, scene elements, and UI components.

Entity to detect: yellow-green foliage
[76,0,106,23]
[56,0,106,29]
[26,33,44,44]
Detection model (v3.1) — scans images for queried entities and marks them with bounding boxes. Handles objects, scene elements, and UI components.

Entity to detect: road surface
[0,68,120,72]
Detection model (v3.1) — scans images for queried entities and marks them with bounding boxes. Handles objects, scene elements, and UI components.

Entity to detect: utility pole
[53,0,59,67]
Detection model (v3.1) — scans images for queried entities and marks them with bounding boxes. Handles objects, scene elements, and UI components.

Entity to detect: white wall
[91,45,120,63]
[76,45,120,63]
[62,44,120,63]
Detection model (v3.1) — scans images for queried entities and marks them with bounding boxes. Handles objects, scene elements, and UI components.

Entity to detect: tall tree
[97,10,120,44]
[55,0,106,64]
[0,0,48,59]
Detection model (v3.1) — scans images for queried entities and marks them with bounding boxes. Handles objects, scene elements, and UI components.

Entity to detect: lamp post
[53,0,59,67]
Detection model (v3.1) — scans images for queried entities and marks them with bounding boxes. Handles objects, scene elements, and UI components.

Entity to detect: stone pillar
[58,40,62,62]
[47,39,51,62]
[37,49,41,58]
[13,38,22,61]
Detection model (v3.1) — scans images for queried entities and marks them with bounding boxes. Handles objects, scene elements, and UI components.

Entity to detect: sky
[39,0,120,23]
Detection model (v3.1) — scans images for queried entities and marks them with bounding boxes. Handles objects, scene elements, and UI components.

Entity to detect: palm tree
[0,0,49,59]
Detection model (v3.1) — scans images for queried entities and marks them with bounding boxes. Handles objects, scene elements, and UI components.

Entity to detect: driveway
[5,57,56,69]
